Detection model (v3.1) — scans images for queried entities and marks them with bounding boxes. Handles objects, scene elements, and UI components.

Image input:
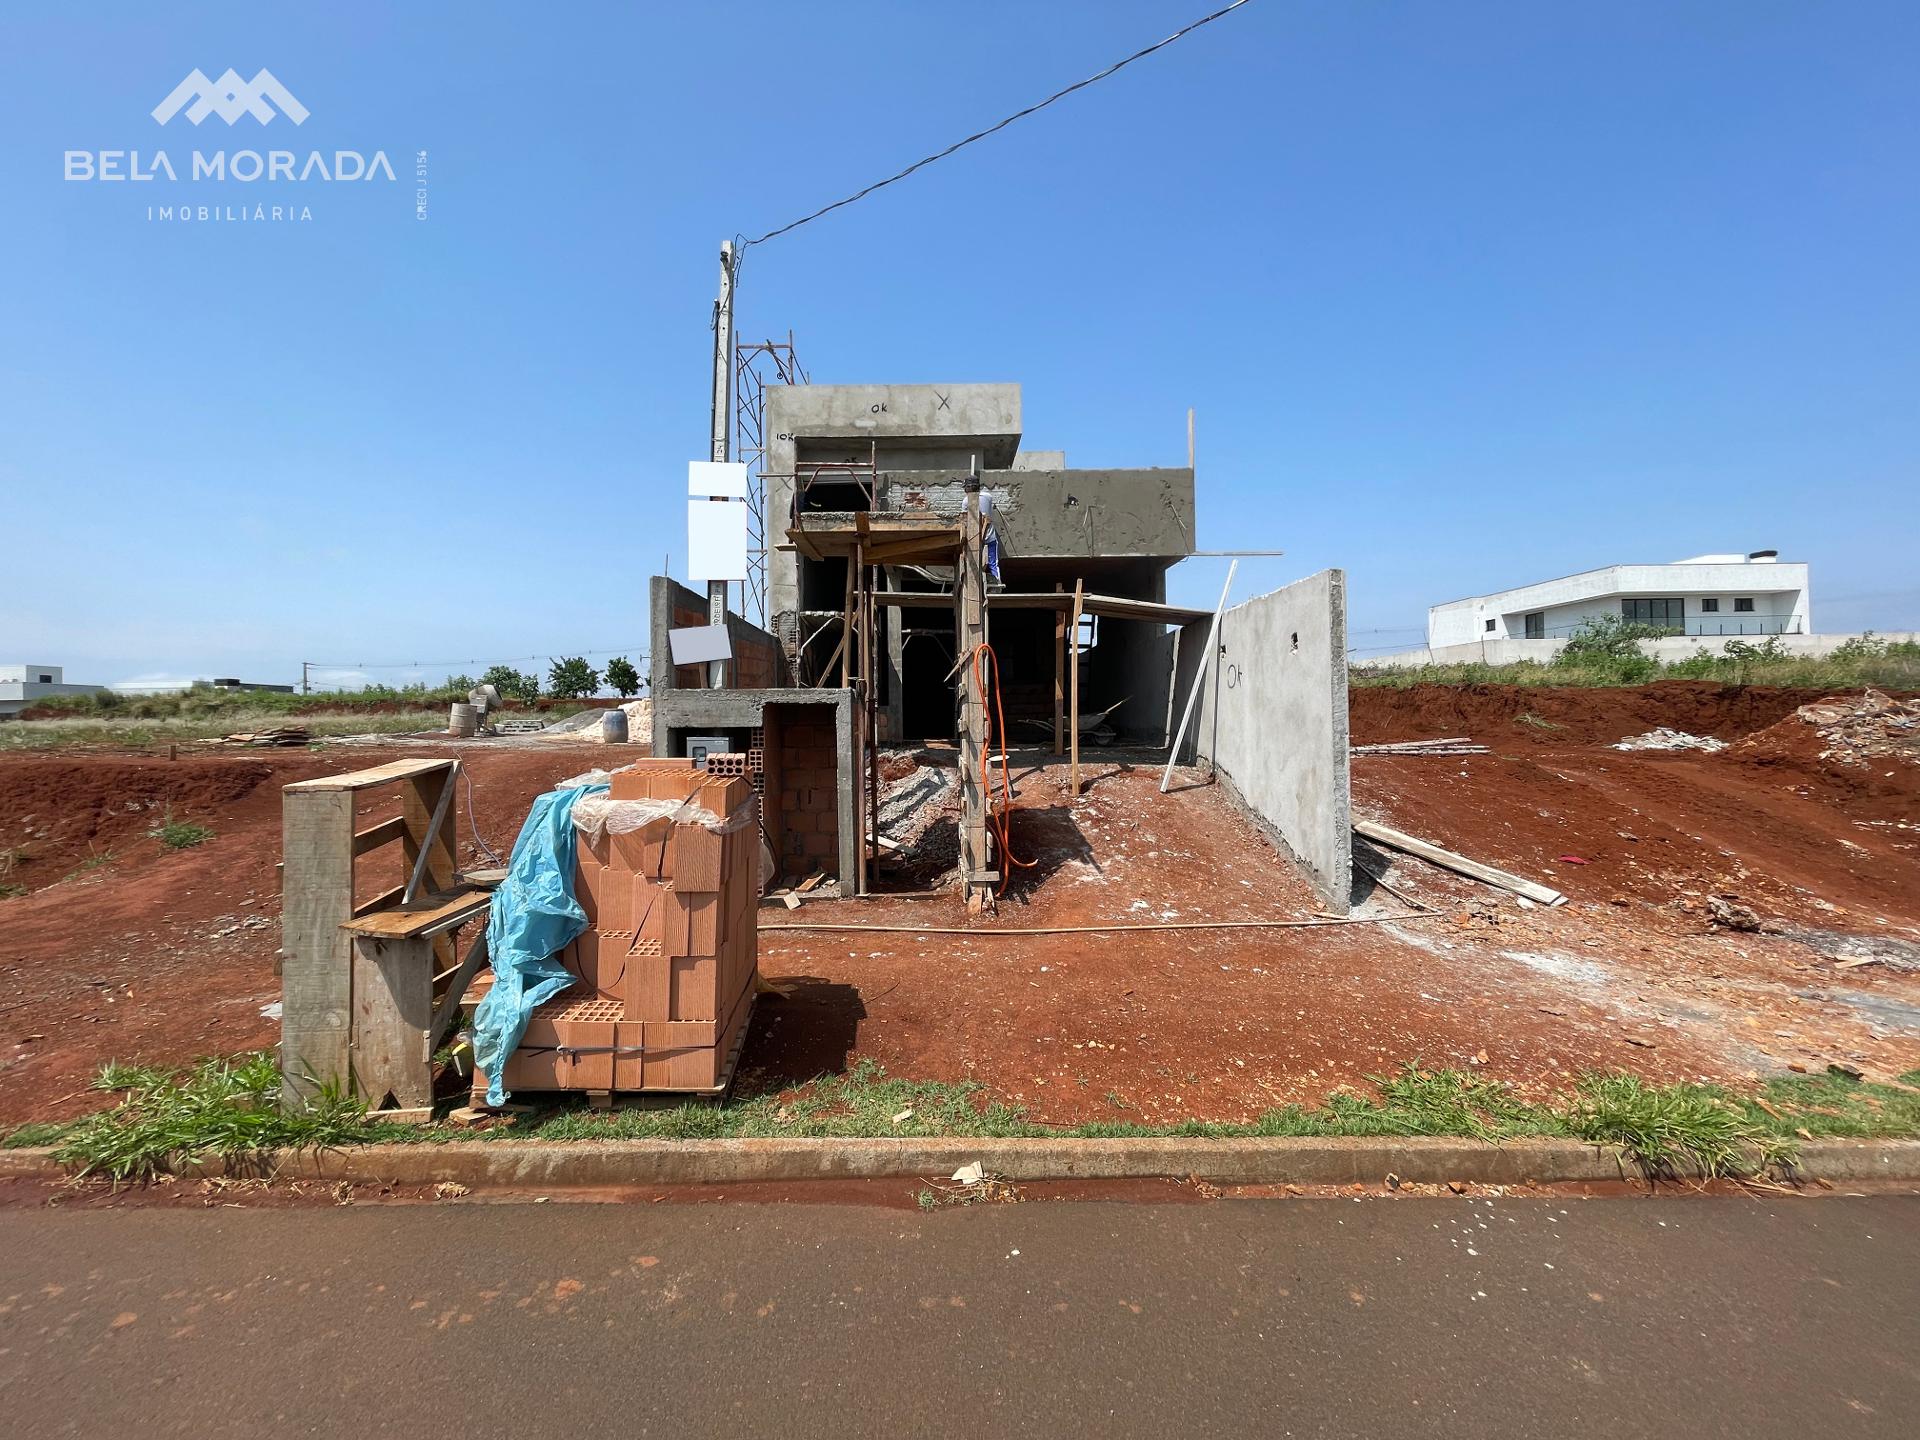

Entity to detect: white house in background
[0,664,109,718]
[1427,551,1812,649]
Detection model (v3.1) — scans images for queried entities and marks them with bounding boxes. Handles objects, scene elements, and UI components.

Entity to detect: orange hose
[970,643,1034,895]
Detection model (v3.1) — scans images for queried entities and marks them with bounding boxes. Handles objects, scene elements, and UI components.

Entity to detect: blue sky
[2,1,1915,687]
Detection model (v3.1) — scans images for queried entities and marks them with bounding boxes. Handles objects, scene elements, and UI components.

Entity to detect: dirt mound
[1733,690,1920,768]
[1,757,276,889]
[1348,682,1875,747]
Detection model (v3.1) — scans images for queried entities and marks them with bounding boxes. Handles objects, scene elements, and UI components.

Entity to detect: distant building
[1427,551,1811,648]
[0,664,109,718]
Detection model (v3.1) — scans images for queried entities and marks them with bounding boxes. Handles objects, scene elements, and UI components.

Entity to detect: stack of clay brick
[479,758,758,1097]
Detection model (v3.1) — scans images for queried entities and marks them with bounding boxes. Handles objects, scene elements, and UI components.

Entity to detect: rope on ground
[759,912,1442,937]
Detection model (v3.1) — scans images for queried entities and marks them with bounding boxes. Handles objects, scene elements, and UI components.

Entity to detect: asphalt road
[1,1193,1915,1437]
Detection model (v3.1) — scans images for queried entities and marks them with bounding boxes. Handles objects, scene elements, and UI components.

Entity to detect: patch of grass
[153,820,215,850]
[2,1122,70,1149]
[0,883,26,900]
[30,1056,1920,1181]
[1515,711,1561,731]
[53,1052,370,1183]
[1353,638,1920,691]
[149,803,212,850]
[0,709,450,753]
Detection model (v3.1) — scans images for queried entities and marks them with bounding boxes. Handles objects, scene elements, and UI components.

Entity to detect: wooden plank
[1353,819,1568,907]
[402,761,459,905]
[284,758,454,793]
[1053,581,1065,756]
[428,930,491,1053]
[353,883,405,919]
[404,764,460,971]
[350,934,435,1109]
[1162,626,1182,748]
[343,887,491,939]
[280,789,356,1108]
[1069,579,1084,796]
[871,590,1211,625]
[351,815,408,857]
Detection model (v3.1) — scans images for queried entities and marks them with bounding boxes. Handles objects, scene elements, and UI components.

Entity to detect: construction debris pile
[1353,736,1489,757]
[1759,689,1920,768]
[198,725,310,748]
[1611,728,1728,753]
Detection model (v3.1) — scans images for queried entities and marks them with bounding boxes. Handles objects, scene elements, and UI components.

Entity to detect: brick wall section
[772,709,839,880]
[654,575,786,693]
[670,599,708,690]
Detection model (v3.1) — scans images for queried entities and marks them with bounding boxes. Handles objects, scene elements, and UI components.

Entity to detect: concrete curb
[5,1137,1919,1188]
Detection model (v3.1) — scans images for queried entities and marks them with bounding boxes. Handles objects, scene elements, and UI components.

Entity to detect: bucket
[448,702,477,737]
[599,708,629,744]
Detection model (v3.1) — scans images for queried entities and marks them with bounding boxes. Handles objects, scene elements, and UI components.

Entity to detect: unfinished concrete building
[654,379,1351,914]
[766,383,1197,744]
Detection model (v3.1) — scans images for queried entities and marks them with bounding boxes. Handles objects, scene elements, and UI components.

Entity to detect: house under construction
[653,381,1352,916]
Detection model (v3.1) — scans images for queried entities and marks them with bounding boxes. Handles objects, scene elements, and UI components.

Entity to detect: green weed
[1568,1073,1792,1179]
[53,1052,369,1183]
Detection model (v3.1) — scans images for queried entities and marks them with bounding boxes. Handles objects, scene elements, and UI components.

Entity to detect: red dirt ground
[3,684,1917,1127]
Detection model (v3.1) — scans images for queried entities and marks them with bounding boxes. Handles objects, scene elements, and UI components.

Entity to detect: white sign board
[688,460,749,498]
[687,499,748,581]
[668,624,734,667]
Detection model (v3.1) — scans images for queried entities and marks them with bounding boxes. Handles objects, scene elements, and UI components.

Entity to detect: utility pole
[706,240,736,688]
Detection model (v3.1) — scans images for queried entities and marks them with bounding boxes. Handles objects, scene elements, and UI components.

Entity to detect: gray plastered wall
[1183,570,1352,912]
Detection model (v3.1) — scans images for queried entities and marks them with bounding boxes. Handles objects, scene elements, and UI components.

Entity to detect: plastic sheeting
[470,781,606,1105]
[570,789,756,845]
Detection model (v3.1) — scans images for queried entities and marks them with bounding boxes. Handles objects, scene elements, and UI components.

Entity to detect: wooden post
[957,483,990,909]
[1162,626,1183,748]
[860,541,875,902]
[280,789,355,1106]
[1069,579,1084,797]
[1052,581,1065,756]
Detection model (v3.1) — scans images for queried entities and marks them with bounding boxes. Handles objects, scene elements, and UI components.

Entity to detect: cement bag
[471,782,608,1105]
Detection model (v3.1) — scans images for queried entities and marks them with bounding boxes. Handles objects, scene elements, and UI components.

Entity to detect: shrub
[480,665,540,703]
[547,656,600,700]
[1554,616,1661,683]
[605,656,641,698]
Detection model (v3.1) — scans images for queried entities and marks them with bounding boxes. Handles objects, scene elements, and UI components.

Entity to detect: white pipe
[1160,559,1236,793]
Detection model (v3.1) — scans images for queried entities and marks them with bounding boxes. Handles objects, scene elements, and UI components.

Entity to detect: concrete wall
[765,383,1023,622]
[651,686,858,898]
[1363,630,1920,670]
[1429,561,1811,646]
[1183,570,1352,912]
[649,576,785,697]
[876,468,1194,561]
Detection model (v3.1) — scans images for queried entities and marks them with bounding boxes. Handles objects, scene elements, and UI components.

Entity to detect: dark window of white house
[1524,612,1544,639]
[1700,598,1720,613]
[1734,597,1754,613]
[1485,618,1497,633]
[1621,597,1685,629]
[38,674,52,683]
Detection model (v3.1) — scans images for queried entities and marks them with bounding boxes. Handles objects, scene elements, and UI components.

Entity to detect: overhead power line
[743,0,1259,248]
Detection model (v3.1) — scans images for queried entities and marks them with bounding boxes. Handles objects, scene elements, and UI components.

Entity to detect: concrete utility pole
[706,240,736,688]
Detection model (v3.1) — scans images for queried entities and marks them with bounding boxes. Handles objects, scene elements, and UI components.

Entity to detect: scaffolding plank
[871,590,1208,625]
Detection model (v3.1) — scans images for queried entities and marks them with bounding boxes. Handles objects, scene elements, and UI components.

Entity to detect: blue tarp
[471,782,607,1105]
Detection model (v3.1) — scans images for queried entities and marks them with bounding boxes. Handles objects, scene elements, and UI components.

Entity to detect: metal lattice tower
[733,333,808,628]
